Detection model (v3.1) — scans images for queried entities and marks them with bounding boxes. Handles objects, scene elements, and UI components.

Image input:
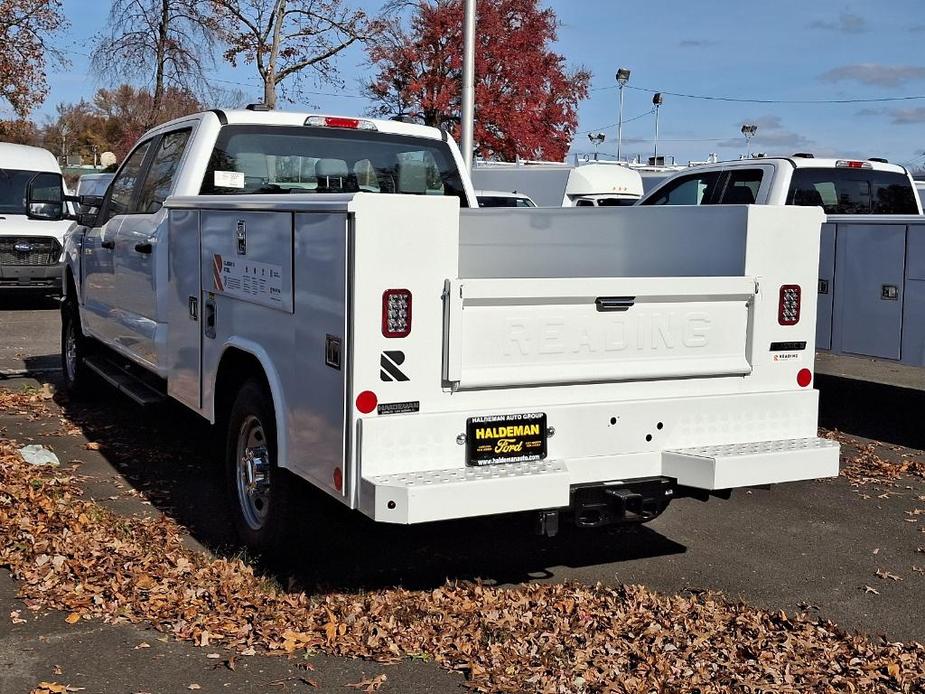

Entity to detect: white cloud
[808,12,868,33]
[819,64,925,87]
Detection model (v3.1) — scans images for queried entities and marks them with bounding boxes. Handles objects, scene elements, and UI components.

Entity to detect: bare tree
[0,0,69,117]
[91,0,215,125]
[210,0,373,109]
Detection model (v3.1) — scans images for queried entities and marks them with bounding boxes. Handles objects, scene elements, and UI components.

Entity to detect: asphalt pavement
[1,295,924,693]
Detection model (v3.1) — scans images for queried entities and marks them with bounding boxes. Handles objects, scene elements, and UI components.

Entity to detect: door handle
[134,242,153,254]
[595,296,636,312]
[100,239,115,250]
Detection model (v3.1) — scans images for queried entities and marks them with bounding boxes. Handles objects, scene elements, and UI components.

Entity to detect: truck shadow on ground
[45,375,685,594]
[0,294,60,312]
[817,374,925,450]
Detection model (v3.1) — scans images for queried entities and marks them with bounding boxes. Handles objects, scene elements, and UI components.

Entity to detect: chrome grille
[0,237,61,266]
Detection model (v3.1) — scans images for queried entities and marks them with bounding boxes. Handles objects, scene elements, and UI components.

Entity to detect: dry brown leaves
[1,438,924,692]
[822,429,925,486]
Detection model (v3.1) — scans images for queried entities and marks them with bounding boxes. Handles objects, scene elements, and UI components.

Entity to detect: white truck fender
[212,337,291,471]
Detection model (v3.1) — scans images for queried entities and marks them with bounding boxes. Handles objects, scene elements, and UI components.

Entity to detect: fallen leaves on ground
[1,435,924,692]
[345,674,387,691]
[822,429,925,485]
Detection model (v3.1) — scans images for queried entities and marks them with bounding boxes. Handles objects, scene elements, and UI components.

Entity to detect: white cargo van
[0,143,72,293]
[472,160,643,207]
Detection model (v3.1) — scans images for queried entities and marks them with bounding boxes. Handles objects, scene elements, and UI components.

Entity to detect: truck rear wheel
[224,379,292,554]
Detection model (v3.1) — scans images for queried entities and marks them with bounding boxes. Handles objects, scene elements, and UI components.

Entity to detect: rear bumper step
[662,437,840,490]
[360,437,840,524]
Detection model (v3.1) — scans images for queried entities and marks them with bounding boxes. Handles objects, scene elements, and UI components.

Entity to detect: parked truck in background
[30,108,839,553]
[638,156,925,367]
[0,143,72,294]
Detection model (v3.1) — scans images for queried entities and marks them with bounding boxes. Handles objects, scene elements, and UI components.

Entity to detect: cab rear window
[200,125,468,206]
[787,168,918,215]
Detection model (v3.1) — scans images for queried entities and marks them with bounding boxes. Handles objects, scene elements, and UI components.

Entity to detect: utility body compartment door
[166,209,202,409]
[444,276,755,389]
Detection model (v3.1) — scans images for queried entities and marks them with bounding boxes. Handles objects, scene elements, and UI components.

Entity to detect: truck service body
[52,109,839,549]
[639,157,925,368]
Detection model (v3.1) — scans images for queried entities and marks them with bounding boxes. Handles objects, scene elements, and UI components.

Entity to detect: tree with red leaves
[365,0,590,162]
[0,0,68,117]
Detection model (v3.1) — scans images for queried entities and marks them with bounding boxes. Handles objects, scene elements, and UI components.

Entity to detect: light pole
[652,92,663,164]
[616,68,631,161]
[461,0,476,171]
[588,132,605,160]
[741,123,758,158]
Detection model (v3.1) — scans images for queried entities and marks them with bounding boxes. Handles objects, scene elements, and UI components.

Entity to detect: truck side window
[642,171,722,206]
[105,140,153,221]
[136,129,192,214]
[718,169,762,204]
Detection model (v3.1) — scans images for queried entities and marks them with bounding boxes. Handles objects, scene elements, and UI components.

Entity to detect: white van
[471,161,644,207]
[0,143,71,293]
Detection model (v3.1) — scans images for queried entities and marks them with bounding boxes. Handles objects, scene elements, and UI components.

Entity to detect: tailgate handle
[595,296,635,312]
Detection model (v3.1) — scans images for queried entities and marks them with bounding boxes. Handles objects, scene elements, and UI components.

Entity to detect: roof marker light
[836,160,871,169]
[304,115,377,131]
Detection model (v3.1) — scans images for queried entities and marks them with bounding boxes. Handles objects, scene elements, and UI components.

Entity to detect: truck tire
[61,301,91,396]
[224,378,293,554]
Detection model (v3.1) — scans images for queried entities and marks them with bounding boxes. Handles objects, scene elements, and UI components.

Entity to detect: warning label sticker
[212,254,284,308]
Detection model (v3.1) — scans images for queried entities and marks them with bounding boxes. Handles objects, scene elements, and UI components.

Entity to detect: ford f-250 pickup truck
[30,107,839,553]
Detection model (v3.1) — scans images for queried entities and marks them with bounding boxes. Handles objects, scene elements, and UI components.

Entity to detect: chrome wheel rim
[64,321,78,383]
[235,415,271,531]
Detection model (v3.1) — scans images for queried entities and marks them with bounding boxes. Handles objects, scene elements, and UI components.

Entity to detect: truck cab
[0,143,72,293]
[637,156,922,215]
[60,109,476,375]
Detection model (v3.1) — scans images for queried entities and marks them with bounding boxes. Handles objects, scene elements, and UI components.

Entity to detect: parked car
[0,143,72,293]
[37,108,837,553]
[475,190,536,207]
[76,173,115,198]
[472,160,644,207]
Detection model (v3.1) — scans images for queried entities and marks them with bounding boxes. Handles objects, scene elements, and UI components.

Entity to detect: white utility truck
[35,108,839,552]
[0,143,73,293]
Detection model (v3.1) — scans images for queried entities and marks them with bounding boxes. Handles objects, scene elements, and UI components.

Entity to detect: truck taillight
[778,285,801,325]
[382,289,412,337]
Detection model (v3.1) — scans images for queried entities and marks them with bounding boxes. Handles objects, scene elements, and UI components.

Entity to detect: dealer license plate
[466,412,547,466]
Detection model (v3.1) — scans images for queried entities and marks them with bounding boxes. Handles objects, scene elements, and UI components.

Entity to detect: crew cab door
[112,128,192,370]
[82,139,155,343]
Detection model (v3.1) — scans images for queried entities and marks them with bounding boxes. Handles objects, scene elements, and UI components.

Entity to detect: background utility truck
[29,108,839,552]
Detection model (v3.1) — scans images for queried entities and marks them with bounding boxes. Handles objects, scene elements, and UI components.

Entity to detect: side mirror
[26,172,65,221]
[76,194,104,228]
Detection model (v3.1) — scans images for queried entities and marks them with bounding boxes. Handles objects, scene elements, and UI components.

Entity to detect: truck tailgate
[444,276,754,389]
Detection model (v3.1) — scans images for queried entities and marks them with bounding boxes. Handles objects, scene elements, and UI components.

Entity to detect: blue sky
[39,0,925,167]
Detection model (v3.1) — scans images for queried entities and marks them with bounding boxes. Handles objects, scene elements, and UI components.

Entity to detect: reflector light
[835,160,871,169]
[797,368,812,388]
[356,390,378,414]
[778,285,801,325]
[333,466,343,491]
[304,115,377,131]
[382,289,412,338]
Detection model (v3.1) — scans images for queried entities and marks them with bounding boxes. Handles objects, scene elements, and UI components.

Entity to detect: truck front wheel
[224,379,292,554]
[61,302,91,395]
